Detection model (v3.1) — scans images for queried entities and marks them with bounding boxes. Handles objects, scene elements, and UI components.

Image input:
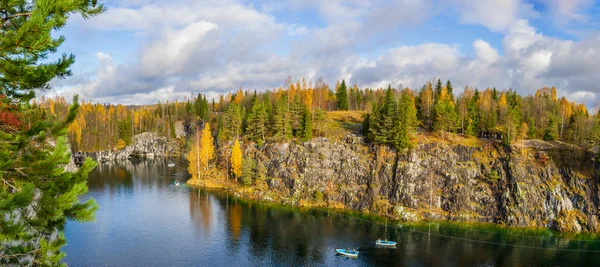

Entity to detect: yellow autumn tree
[188,123,215,181]
[68,113,85,150]
[230,139,242,178]
[233,88,244,104]
[498,92,508,122]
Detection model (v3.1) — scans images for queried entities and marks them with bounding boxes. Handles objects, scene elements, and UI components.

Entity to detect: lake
[63,159,600,266]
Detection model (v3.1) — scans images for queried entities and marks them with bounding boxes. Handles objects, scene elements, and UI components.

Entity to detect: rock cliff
[74,132,178,162]
[232,135,599,232]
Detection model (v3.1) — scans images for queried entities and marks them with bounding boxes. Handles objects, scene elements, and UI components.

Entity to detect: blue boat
[375,239,397,247]
[335,248,359,258]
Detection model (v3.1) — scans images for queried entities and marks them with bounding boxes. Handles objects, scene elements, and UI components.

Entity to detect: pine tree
[230,139,242,179]
[544,117,558,141]
[301,106,313,141]
[225,103,242,139]
[246,99,268,145]
[240,158,255,186]
[433,87,458,138]
[393,90,417,149]
[374,85,397,145]
[0,1,104,264]
[336,80,349,111]
[435,79,443,100]
[446,80,454,101]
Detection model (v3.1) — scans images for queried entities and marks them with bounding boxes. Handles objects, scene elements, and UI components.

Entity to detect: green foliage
[366,86,418,149]
[393,90,417,149]
[240,157,256,186]
[544,117,558,141]
[194,94,209,120]
[0,1,104,264]
[313,190,323,202]
[246,98,269,145]
[270,96,292,139]
[336,80,349,111]
[256,160,267,182]
[225,103,242,140]
[446,80,454,101]
[301,106,313,142]
[433,97,458,136]
[487,170,501,183]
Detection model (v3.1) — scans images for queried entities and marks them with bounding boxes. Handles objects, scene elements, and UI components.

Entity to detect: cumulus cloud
[48,0,600,108]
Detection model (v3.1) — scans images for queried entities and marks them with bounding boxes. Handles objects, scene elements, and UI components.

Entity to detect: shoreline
[185,177,600,240]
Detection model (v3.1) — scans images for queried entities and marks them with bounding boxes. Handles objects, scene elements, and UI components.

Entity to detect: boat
[375,239,397,247]
[168,163,175,167]
[174,181,180,187]
[335,249,359,258]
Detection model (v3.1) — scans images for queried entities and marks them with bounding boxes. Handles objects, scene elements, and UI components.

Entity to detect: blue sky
[48,0,600,107]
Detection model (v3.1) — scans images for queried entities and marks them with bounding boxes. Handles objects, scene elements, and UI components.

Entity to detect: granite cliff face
[233,136,599,232]
[74,132,178,162]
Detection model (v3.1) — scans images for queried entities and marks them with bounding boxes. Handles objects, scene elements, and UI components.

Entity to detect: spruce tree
[393,91,417,149]
[446,80,454,102]
[435,79,443,100]
[0,1,104,264]
[374,85,396,146]
[336,80,349,111]
[301,106,313,142]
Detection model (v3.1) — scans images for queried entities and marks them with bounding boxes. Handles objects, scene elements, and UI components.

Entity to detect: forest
[36,77,600,153]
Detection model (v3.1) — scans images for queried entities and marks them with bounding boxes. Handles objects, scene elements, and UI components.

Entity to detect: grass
[314,111,366,138]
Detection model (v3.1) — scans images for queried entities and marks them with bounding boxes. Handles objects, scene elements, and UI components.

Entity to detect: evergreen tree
[393,90,417,149]
[270,96,292,139]
[246,99,268,145]
[446,80,454,102]
[435,79,443,100]
[374,85,397,145]
[301,106,313,142]
[225,103,242,139]
[336,80,349,111]
[544,117,558,141]
[240,158,256,186]
[433,87,458,138]
[0,1,104,264]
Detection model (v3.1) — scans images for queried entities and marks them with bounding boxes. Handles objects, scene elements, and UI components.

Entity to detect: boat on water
[168,163,175,167]
[375,239,397,247]
[335,249,359,258]
[174,181,180,186]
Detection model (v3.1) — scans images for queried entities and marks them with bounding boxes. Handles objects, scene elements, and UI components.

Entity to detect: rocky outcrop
[75,132,178,162]
[232,135,599,232]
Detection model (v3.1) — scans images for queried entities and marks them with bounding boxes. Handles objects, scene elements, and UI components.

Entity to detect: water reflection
[63,159,600,266]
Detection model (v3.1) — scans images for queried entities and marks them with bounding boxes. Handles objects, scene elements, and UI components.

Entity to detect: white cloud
[473,39,499,63]
[447,0,524,32]
[48,0,600,108]
[546,0,594,26]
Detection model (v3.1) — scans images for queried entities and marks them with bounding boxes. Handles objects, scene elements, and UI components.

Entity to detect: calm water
[63,159,600,266]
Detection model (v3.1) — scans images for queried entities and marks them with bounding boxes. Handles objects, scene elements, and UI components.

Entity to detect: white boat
[335,249,359,258]
[168,163,175,167]
[174,181,180,186]
[375,239,397,247]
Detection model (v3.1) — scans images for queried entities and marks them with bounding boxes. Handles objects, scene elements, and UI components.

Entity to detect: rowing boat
[335,249,359,258]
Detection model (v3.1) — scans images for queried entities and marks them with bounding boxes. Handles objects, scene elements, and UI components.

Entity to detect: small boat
[375,239,397,247]
[335,249,359,258]
[168,163,175,167]
[174,181,180,187]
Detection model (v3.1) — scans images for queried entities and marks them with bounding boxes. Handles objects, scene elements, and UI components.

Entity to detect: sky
[47,0,600,107]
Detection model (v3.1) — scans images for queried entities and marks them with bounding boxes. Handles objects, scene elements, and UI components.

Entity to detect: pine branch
[2,12,32,21]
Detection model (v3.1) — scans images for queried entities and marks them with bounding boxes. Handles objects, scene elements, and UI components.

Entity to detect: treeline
[366,79,600,148]
[37,77,600,152]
